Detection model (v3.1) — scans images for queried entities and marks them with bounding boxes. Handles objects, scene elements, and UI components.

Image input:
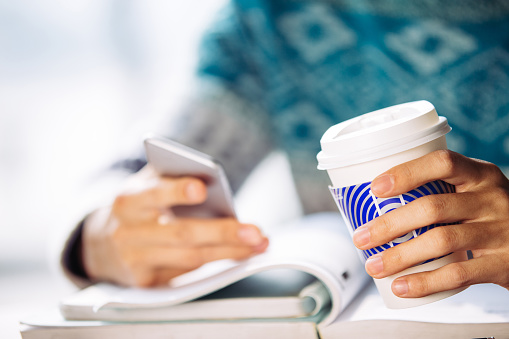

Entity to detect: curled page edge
[85,213,370,325]
[299,280,332,316]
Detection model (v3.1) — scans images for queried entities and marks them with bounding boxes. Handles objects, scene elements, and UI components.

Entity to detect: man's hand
[352,150,509,297]
[82,166,268,287]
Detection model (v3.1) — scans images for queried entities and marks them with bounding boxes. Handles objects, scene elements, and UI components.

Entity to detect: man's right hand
[82,166,268,287]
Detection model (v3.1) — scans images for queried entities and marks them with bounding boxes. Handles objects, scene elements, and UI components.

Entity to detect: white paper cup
[317,100,468,309]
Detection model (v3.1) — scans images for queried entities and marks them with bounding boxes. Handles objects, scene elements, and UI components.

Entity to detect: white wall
[0,0,226,266]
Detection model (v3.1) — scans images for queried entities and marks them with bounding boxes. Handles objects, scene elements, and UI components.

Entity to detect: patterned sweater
[166,0,509,214]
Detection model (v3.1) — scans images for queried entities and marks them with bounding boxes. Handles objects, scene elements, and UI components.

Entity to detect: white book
[20,282,509,339]
[20,213,509,338]
[20,308,319,339]
[52,213,368,323]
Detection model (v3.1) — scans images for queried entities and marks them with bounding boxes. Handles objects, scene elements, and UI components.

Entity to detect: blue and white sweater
[169,0,509,214]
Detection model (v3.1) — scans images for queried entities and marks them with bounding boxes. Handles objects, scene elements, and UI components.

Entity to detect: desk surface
[0,262,76,339]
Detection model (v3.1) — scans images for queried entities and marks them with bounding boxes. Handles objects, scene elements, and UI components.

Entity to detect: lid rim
[317,118,451,170]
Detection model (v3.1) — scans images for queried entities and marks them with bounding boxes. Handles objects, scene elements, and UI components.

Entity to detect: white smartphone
[143,135,236,218]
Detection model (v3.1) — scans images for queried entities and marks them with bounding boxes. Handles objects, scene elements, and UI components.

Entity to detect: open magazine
[57,213,369,326]
[319,280,509,338]
[20,212,509,339]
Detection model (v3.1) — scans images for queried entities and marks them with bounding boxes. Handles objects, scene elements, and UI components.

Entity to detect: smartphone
[143,135,236,218]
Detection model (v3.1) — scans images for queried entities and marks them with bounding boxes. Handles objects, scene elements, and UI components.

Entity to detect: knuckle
[112,194,130,215]
[397,163,414,184]
[434,149,458,175]
[170,223,192,244]
[482,161,504,180]
[419,195,447,222]
[222,219,240,241]
[429,226,457,253]
[182,250,204,269]
[496,187,509,202]
[172,219,196,245]
[447,262,471,287]
[374,215,396,236]
[411,275,431,296]
[388,247,404,267]
[132,272,156,288]
[490,188,509,212]
[182,227,196,244]
[147,184,166,204]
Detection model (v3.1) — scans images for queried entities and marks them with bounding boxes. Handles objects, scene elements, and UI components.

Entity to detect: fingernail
[365,254,384,276]
[353,226,370,248]
[253,238,269,253]
[186,182,202,202]
[371,174,394,195]
[238,225,263,246]
[392,279,409,296]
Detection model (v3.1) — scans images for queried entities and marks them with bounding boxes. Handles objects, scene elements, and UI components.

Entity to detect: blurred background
[0,0,262,337]
[0,0,224,266]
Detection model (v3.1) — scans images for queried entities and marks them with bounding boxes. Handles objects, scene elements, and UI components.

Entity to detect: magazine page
[332,281,509,324]
[319,280,509,338]
[60,213,369,325]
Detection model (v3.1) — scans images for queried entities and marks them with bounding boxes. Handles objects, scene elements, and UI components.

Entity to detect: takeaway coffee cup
[317,100,467,308]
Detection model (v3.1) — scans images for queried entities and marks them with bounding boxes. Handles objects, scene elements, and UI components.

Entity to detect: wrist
[62,217,89,280]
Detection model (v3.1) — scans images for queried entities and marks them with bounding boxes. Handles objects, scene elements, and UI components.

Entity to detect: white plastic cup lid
[317,100,451,170]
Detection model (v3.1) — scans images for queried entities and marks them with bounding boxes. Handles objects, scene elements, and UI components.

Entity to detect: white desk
[0,262,76,339]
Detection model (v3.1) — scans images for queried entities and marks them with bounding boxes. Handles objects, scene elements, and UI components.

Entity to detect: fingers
[141,177,207,208]
[126,241,269,272]
[353,151,509,297]
[390,255,507,298]
[149,268,191,286]
[106,216,269,287]
[370,150,501,197]
[353,192,488,250]
[125,238,269,287]
[113,176,207,222]
[116,219,267,247]
[363,222,501,279]
[125,267,190,287]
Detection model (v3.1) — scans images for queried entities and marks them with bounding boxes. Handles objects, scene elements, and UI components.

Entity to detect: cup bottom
[374,251,469,309]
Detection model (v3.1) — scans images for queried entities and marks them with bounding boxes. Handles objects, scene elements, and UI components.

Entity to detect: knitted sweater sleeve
[60,2,275,286]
